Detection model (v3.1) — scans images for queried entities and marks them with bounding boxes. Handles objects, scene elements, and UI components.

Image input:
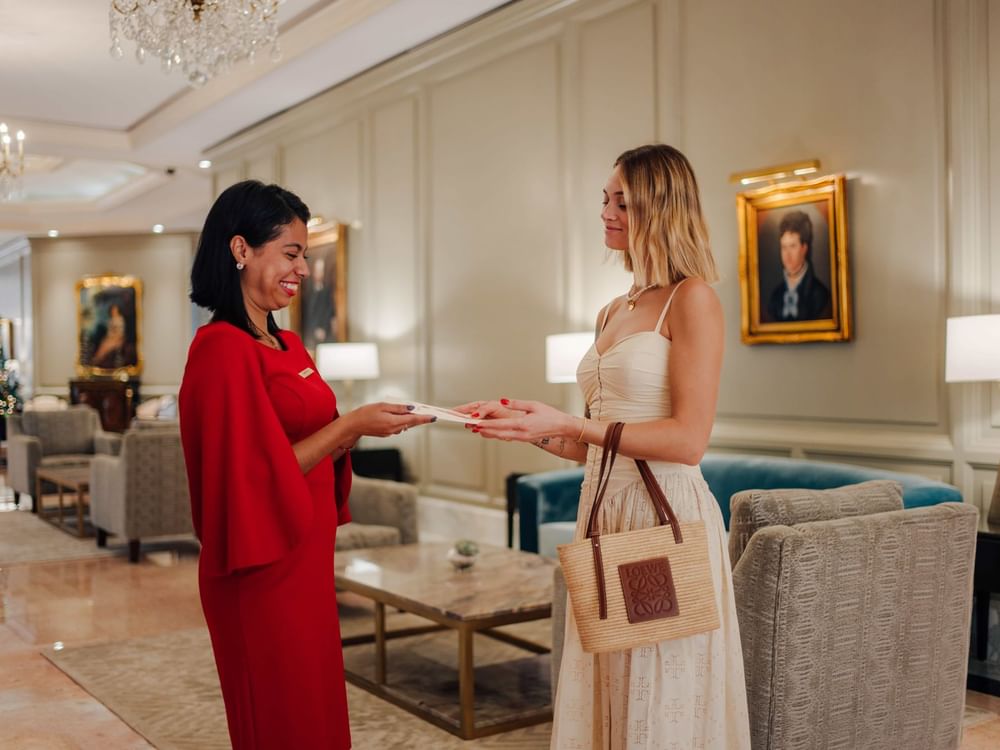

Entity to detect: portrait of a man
[763,209,832,323]
[737,174,851,344]
[290,223,347,351]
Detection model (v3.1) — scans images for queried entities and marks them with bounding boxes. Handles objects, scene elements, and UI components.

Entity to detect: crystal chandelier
[109,1,284,87]
[0,123,26,203]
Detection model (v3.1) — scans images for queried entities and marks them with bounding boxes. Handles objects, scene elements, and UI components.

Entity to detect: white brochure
[408,402,482,424]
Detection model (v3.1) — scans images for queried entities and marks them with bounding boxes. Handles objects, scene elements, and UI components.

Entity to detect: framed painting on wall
[76,275,143,376]
[737,174,851,344]
[290,223,347,352]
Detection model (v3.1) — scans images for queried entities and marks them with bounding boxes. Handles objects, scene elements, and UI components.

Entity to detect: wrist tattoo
[534,437,551,449]
[557,437,566,456]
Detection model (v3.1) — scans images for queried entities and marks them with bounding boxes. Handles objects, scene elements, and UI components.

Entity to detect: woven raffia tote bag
[557,422,720,653]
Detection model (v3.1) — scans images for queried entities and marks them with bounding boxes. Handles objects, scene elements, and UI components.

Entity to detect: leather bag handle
[586,422,681,544]
[584,422,684,620]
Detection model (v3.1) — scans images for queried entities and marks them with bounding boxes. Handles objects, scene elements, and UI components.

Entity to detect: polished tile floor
[1,476,999,749]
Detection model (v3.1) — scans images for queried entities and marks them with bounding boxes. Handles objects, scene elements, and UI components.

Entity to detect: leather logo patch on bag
[618,557,679,624]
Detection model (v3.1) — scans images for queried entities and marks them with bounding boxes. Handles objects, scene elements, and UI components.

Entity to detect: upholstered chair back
[727,479,904,567]
[18,405,101,456]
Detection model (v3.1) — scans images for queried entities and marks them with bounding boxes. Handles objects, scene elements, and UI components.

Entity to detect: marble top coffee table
[334,542,556,740]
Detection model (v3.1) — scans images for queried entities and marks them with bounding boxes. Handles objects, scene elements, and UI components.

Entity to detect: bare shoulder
[674,278,721,315]
[669,279,723,338]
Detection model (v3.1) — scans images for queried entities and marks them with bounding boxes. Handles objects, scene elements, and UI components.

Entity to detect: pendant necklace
[626,283,659,311]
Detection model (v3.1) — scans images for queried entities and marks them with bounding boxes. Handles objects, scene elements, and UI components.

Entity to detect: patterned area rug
[44,598,553,749]
[0,508,119,566]
[41,597,998,749]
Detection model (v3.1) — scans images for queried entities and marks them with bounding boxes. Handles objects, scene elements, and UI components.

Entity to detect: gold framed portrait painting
[290,222,347,353]
[76,275,143,377]
[737,174,851,345]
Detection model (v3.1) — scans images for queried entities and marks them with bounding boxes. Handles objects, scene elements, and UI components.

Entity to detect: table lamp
[316,342,380,416]
[545,333,593,384]
[946,314,1000,525]
[316,342,380,382]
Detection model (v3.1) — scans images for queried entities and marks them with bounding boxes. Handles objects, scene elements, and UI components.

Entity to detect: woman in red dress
[179,180,433,749]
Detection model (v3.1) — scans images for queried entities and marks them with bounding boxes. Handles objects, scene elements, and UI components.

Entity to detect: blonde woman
[460,145,750,749]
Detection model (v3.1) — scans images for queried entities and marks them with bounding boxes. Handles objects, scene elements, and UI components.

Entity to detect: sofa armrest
[6,434,42,495]
[95,431,123,456]
[346,476,418,544]
[516,468,585,553]
[90,454,127,534]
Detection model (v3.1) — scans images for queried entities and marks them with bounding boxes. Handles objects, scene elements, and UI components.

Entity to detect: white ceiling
[0,0,510,237]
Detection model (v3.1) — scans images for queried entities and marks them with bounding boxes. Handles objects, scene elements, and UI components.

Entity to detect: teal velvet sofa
[516,453,965,555]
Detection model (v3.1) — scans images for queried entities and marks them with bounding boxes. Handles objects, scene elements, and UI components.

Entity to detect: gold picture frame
[737,174,851,345]
[75,275,143,377]
[289,223,347,352]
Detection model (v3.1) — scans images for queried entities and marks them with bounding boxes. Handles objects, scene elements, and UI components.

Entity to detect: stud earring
[236,262,245,270]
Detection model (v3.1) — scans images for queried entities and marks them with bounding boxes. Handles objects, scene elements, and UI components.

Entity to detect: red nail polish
[500,398,510,406]
[471,413,480,418]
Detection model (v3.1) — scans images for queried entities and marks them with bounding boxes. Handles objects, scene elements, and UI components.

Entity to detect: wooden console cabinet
[69,378,139,433]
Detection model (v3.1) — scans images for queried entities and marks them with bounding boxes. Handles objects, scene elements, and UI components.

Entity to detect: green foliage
[454,539,479,557]
[0,362,22,416]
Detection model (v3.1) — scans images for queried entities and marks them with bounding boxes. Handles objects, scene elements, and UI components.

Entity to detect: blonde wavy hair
[614,144,718,285]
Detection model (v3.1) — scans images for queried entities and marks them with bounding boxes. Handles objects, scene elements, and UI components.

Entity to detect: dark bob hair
[190,180,310,340]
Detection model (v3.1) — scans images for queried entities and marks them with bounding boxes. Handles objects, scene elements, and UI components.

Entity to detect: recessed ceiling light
[47,229,59,238]
[152,224,165,234]
[198,159,212,169]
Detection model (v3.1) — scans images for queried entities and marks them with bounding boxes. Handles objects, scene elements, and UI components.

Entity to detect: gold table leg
[57,484,65,527]
[374,601,387,685]
[459,624,475,739]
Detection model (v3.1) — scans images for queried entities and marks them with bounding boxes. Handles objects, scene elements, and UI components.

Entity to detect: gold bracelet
[576,417,588,443]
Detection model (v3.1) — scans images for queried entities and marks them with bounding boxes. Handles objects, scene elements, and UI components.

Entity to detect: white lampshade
[945,315,1000,382]
[546,332,594,384]
[316,342,380,381]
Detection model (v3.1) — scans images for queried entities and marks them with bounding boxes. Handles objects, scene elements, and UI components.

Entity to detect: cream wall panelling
[212,164,244,198]
[988,0,1000,432]
[31,234,195,393]
[948,0,1000,507]
[245,148,279,185]
[0,238,33,399]
[205,0,995,507]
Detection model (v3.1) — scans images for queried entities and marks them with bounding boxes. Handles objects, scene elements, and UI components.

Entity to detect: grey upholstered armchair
[337,475,419,550]
[6,405,121,511]
[551,481,978,750]
[89,425,193,563]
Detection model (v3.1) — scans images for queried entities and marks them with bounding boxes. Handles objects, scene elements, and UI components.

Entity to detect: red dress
[179,322,353,750]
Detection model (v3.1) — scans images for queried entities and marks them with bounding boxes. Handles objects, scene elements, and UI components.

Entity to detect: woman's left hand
[464,398,576,443]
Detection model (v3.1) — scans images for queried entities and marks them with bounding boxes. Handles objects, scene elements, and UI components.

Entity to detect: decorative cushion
[728,480,903,568]
[334,522,401,551]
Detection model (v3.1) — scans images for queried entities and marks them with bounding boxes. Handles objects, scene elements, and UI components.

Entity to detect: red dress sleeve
[180,327,316,576]
[332,410,353,525]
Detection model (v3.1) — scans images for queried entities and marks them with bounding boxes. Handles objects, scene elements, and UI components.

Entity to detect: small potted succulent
[447,539,480,570]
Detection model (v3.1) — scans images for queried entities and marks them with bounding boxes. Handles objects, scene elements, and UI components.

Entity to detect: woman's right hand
[344,402,436,439]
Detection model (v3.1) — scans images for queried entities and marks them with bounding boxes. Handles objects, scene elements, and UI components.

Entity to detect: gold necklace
[626,283,659,311]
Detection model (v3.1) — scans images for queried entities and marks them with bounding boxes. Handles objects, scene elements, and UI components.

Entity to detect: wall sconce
[729,159,821,187]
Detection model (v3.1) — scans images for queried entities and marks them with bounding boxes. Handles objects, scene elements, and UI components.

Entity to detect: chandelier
[0,123,26,203]
[109,1,284,87]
